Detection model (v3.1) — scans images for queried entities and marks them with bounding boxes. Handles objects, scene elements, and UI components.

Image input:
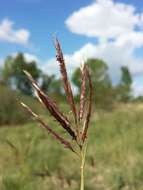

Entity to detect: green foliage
[40,74,55,93]
[0,104,143,189]
[120,66,132,86]
[1,54,134,106]
[0,84,43,125]
[0,84,29,125]
[1,53,64,97]
[50,78,63,94]
[116,66,132,102]
[2,53,40,95]
[133,96,143,102]
[72,60,133,107]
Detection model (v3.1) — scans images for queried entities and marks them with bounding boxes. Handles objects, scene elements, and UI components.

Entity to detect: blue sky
[0,0,143,96]
[0,0,94,59]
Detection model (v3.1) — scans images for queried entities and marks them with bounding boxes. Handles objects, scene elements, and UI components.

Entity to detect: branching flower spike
[21,102,75,153]
[55,38,77,123]
[79,64,87,121]
[23,70,76,140]
[21,38,92,190]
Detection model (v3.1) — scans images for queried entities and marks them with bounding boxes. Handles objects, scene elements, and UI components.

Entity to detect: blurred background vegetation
[0,53,143,189]
[0,52,136,125]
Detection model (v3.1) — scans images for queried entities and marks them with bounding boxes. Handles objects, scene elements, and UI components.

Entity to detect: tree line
[0,53,133,108]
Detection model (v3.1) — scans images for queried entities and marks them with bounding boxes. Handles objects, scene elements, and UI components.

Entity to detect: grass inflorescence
[21,38,93,190]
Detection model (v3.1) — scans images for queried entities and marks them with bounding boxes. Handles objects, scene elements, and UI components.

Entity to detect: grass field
[0,103,143,190]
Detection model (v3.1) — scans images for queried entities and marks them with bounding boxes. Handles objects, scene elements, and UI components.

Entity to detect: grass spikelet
[21,102,75,153]
[82,67,92,142]
[55,38,77,123]
[79,63,87,121]
[23,71,76,140]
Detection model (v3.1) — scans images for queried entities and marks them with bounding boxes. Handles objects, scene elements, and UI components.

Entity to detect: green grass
[0,104,143,190]
[0,84,65,126]
[0,84,45,125]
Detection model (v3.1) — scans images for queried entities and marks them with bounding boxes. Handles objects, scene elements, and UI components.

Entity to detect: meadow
[0,103,143,190]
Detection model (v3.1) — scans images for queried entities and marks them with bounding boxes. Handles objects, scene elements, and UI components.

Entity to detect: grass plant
[21,38,93,190]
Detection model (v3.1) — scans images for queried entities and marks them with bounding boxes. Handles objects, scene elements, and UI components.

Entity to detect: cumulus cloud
[65,0,141,39]
[132,81,143,97]
[34,0,143,97]
[42,41,143,83]
[23,53,39,62]
[65,0,143,77]
[2,0,143,96]
[0,18,30,45]
[63,0,143,96]
[40,34,143,79]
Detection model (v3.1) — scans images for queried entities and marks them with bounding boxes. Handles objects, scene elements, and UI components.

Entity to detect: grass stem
[80,144,87,190]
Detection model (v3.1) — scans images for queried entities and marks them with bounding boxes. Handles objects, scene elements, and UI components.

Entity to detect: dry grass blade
[21,102,75,153]
[55,38,77,123]
[23,70,76,140]
[79,64,87,121]
[82,67,92,142]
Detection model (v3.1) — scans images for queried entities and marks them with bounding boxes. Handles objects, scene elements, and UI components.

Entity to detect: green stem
[80,153,84,190]
[80,145,87,190]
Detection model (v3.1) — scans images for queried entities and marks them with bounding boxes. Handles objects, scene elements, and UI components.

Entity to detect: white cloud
[23,53,39,63]
[1,0,143,96]
[65,0,141,39]
[43,41,143,83]
[41,58,58,75]
[2,41,143,96]
[132,81,143,97]
[64,0,143,96]
[26,0,143,96]
[0,18,30,45]
[64,0,143,76]
[115,31,143,48]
